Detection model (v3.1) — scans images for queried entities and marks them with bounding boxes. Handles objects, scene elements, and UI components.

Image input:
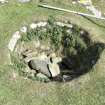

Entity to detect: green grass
[0,0,105,105]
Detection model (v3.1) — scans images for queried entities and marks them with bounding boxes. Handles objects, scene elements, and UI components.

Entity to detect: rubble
[23,50,61,78]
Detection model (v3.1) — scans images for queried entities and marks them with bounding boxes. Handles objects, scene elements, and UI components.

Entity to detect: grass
[0,0,105,105]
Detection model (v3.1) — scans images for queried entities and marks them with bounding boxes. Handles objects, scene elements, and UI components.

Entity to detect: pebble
[20,26,27,33]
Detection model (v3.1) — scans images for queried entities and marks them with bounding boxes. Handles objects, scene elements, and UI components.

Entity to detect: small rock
[39,53,48,60]
[48,63,60,77]
[22,66,30,73]
[56,22,65,27]
[28,70,36,78]
[91,60,95,65]
[56,22,73,28]
[40,45,47,50]
[12,72,17,79]
[24,56,37,63]
[23,67,36,78]
[17,0,31,3]
[63,75,72,82]
[22,51,37,58]
[80,30,85,35]
[72,1,76,4]
[78,0,92,6]
[49,53,56,58]
[40,45,50,51]
[20,26,27,33]
[24,53,48,63]
[36,73,49,79]
[30,22,47,29]
[51,57,62,64]
[22,49,33,57]
[67,29,72,33]
[37,22,47,27]
[30,23,37,29]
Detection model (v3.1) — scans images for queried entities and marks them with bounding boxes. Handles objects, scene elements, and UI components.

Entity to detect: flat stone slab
[30,22,47,29]
[17,0,31,3]
[0,0,8,3]
[8,31,21,52]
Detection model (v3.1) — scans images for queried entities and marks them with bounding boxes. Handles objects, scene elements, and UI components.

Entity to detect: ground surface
[0,0,105,105]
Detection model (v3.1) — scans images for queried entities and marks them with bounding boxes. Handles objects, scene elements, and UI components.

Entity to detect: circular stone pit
[9,17,105,82]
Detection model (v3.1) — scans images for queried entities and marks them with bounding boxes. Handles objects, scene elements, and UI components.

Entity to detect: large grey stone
[28,59,51,77]
[17,0,31,3]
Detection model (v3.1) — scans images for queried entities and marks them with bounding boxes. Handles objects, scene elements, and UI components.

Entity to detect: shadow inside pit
[53,42,105,82]
[24,20,105,83]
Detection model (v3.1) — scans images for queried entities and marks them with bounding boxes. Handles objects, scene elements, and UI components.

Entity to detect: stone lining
[8,21,73,52]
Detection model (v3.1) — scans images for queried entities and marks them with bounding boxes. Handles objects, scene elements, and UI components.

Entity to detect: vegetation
[21,16,88,53]
[10,53,26,75]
